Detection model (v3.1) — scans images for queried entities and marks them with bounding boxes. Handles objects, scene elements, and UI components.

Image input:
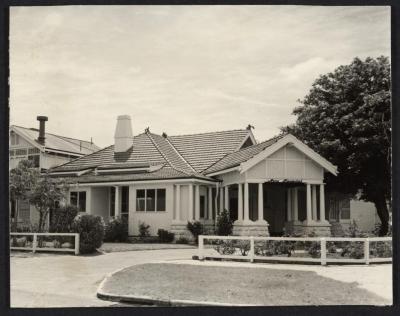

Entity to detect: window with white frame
[70,191,86,212]
[136,189,166,212]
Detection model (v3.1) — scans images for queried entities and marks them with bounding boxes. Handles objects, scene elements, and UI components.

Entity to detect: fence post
[198,235,204,260]
[364,238,370,265]
[74,234,80,255]
[320,237,326,266]
[249,237,255,263]
[32,234,37,254]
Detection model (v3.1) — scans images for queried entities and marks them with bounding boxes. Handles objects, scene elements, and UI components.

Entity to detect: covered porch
[222,181,331,236]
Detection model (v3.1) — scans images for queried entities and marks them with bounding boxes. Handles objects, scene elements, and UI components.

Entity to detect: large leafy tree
[9,160,39,231]
[282,56,391,235]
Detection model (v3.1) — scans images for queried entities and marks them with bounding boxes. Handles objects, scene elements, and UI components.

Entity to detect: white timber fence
[198,235,392,266]
[10,232,80,255]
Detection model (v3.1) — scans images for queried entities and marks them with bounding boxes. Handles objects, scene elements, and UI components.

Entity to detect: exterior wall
[91,187,110,221]
[245,145,324,182]
[41,152,71,170]
[129,182,175,236]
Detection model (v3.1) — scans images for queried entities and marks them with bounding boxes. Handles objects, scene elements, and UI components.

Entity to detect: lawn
[99,262,390,306]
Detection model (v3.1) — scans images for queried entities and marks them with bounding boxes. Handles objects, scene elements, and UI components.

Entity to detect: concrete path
[10,249,195,307]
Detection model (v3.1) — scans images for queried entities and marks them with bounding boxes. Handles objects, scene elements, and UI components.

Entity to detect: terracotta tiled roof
[204,134,285,174]
[11,125,100,156]
[168,129,250,172]
[50,128,253,182]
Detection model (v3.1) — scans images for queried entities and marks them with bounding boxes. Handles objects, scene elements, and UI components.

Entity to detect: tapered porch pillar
[237,183,243,221]
[306,183,312,223]
[188,184,194,221]
[224,186,229,212]
[258,183,264,222]
[244,182,250,222]
[287,188,292,221]
[208,187,213,220]
[293,187,299,221]
[312,185,317,220]
[219,186,224,213]
[114,186,120,217]
[175,185,181,221]
[320,184,326,222]
[195,185,200,220]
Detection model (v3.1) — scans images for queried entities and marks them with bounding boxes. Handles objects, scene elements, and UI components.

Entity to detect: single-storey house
[48,115,380,237]
[9,116,100,228]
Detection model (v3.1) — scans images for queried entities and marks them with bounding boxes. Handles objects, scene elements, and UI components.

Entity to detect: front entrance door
[263,184,286,236]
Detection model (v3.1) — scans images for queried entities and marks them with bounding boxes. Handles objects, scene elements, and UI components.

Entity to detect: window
[70,191,86,212]
[136,188,166,212]
[28,155,40,168]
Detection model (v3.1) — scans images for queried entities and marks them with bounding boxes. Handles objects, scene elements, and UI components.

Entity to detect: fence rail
[10,232,80,255]
[198,235,392,266]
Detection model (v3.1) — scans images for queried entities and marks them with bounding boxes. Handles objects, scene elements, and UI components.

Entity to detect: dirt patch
[99,263,389,306]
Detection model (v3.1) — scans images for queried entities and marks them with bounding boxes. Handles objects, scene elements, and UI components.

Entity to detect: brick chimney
[114,115,133,153]
[37,116,48,145]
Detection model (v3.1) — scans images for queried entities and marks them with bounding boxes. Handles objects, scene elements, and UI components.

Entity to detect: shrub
[72,214,105,254]
[306,242,321,258]
[158,229,175,243]
[187,221,204,242]
[341,242,364,259]
[216,209,233,236]
[138,221,150,237]
[214,240,236,255]
[236,240,250,256]
[104,217,128,242]
[370,241,392,258]
[175,237,189,244]
[50,204,78,233]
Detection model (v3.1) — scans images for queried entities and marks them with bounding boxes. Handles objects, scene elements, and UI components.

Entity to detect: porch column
[224,186,229,212]
[195,185,200,220]
[312,185,317,220]
[188,184,194,221]
[293,187,299,221]
[237,183,243,221]
[114,186,120,217]
[219,186,224,213]
[320,184,326,222]
[244,182,250,221]
[214,185,218,217]
[175,185,181,221]
[306,183,312,223]
[208,187,213,220]
[286,188,292,221]
[258,183,264,222]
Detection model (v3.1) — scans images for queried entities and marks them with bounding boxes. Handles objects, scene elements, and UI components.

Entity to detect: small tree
[9,160,39,231]
[216,209,234,236]
[187,221,204,243]
[49,204,78,233]
[29,174,67,232]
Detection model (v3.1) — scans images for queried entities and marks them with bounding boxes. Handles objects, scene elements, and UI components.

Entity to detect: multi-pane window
[110,187,116,216]
[70,191,86,212]
[136,189,166,212]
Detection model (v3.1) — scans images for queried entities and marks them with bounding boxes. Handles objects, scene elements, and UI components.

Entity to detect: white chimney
[114,115,133,153]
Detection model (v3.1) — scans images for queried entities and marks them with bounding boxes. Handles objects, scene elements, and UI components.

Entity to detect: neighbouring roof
[49,128,253,182]
[204,134,285,174]
[11,125,100,156]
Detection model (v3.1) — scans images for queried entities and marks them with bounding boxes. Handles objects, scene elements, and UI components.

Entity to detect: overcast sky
[10,5,390,148]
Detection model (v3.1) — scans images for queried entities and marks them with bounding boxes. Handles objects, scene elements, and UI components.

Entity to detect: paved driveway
[10,249,195,307]
[10,249,392,307]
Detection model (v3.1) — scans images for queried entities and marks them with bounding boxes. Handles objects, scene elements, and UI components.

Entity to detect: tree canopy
[282,56,391,235]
